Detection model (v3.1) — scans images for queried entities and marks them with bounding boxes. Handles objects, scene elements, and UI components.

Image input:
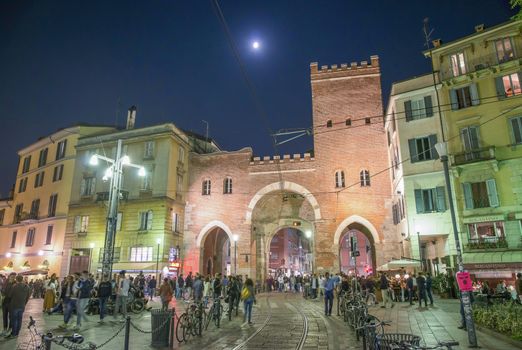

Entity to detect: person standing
[407,274,414,305]
[227,276,240,320]
[177,274,184,299]
[515,273,522,304]
[185,272,193,300]
[426,273,434,306]
[75,271,92,331]
[114,271,130,322]
[416,273,428,308]
[203,276,211,307]
[241,278,256,324]
[148,276,157,300]
[1,273,16,336]
[193,274,203,303]
[59,275,77,329]
[159,278,173,311]
[323,272,339,316]
[43,274,57,313]
[380,272,394,309]
[5,275,30,339]
[97,274,112,323]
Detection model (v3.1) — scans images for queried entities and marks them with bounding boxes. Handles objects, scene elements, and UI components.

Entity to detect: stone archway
[197,220,234,276]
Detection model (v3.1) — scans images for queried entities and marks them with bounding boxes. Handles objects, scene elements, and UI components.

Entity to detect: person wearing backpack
[97,274,112,323]
[227,276,240,320]
[75,271,92,330]
[241,278,256,324]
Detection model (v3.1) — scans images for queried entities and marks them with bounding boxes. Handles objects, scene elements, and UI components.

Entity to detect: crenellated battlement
[249,152,314,165]
[310,55,379,79]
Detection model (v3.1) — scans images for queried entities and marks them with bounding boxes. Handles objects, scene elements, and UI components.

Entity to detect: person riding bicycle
[227,276,240,320]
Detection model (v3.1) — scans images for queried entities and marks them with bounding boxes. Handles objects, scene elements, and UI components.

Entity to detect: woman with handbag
[240,278,256,324]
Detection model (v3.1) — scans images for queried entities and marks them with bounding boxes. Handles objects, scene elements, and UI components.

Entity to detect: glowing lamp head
[89,243,95,249]
[232,234,239,242]
[104,167,113,179]
[121,155,130,165]
[38,250,44,256]
[404,274,410,279]
[395,274,400,279]
[156,238,161,245]
[252,41,260,49]
[89,155,99,166]
[138,167,146,177]
[6,252,11,258]
[305,230,312,238]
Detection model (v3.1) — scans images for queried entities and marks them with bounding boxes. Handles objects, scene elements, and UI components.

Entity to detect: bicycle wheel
[131,299,145,314]
[175,313,188,343]
[213,303,223,328]
[204,305,213,330]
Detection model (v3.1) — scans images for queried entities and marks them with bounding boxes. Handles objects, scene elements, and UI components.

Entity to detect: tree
[511,0,522,19]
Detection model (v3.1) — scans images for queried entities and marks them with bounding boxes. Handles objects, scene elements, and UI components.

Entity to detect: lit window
[74,215,89,233]
[495,37,514,63]
[335,171,345,188]
[360,170,370,187]
[450,52,466,77]
[130,246,153,262]
[202,180,211,195]
[497,73,522,98]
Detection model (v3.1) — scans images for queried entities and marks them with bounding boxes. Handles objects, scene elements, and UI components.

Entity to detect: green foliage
[433,273,450,294]
[473,304,522,340]
[511,0,522,20]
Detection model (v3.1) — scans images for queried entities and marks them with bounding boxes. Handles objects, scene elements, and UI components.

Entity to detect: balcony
[466,236,508,250]
[452,147,495,166]
[440,51,520,81]
[96,190,129,202]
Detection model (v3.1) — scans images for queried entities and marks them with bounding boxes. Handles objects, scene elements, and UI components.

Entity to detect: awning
[20,269,49,276]
[377,259,421,271]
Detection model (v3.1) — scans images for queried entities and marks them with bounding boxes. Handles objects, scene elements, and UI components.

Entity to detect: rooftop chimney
[475,24,485,33]
[126,106,136,130]
[432,39,442,48]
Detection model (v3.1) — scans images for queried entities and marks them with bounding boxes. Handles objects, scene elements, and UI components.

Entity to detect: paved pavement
[0,293,519,349]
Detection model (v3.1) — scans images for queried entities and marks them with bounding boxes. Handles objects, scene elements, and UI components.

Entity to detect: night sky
[0,1,514,196]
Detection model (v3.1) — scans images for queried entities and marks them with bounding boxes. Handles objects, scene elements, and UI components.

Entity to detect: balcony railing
[96,190,129,202]
[440,51,520,81]
[452,147,495,166]
[466,236,508,250]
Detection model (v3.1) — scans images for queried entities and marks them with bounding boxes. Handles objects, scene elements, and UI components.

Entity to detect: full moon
[252,41,260,49]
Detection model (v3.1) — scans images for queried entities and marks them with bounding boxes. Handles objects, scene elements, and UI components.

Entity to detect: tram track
[231,294,273,350]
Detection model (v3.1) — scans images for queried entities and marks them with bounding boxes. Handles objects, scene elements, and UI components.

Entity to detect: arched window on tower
[360,170,370,187]
[223,177,232,194]
[335,170,345,188]
[202,179,211,195]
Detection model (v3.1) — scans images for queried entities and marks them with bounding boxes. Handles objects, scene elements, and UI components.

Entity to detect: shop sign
[464,263,522,270]
[168,262,180,272]
[456,271,473,292]
[169,247,179,262]
[462,215,504,224]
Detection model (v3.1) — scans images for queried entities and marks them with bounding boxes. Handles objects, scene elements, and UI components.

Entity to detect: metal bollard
[124,316,131,350]
[44,333,53,350]
[169,308,176,347]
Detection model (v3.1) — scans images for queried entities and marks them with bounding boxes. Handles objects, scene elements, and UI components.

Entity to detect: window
[48,194,58,217]
[45,225,53,245]
[26,228,35,247]
[360,170,370,187]
[34,171,45,188]
[450,52,466,77]
[460,126,480,161]
[18,178,27,193]
[141,169,152,190]
[392,203,400,225]
[468,221,505,242]
[14,204,23,224]
[510,116,522,145]
[178,147,185,164]
[172,212,181,233]
[139,210,153,230]
[326,120,333,128]
[144,141,155,158]
[10,231,17,248]
[130,246,153,262]
[387,131,391,146]
[404,96,433,121]
[450,84,479,110]
[495,37,514,63]
[74,215,89,233]
[335,171,345,188]
[463,179,499,209]
[53,165,64,182]
[55,139,67,160]
[0,209,4,225]
[408,135,438,162]
[345,119,352,126]
[30,199,40,219]
[202,180,211,195]
[80,177,96,196]
[414,187,446,213]
[22,156,31,173]
[496,73,522,98]
[38,148,48,167]
[223,177,232,194]
[116,212,123,231]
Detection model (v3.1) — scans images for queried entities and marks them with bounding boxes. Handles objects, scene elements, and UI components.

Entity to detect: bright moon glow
[252,41,260,49]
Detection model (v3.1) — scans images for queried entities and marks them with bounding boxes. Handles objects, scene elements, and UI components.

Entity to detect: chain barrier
[50,322,126,350]
[129,314,172,334]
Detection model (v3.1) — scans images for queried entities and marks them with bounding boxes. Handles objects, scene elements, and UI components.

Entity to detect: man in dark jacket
[379,273,394,309]
[148,277,157,300]
[185,272,193,299]
[426,273,434,306]
[1,273,16,337]
[227,276,240,320]
[407,274,415,305]
[416,273,428,307]
[97,274,112,323]
[6,275,30,339]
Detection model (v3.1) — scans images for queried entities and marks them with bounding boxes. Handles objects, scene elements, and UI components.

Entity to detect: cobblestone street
[1,293,520,350]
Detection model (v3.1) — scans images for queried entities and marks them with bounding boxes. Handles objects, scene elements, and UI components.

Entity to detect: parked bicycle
[389,340,459,350]
[175,301,204,343]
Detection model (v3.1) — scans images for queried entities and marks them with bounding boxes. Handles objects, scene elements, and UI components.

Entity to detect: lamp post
[434,142,477,347]
[89,139,146,278]
[232,234,239,275]
[156,238,161,282]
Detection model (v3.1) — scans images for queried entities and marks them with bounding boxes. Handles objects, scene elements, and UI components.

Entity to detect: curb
[475,324,522,349]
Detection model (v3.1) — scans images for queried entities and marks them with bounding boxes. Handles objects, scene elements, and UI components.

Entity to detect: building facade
[0,126,114,277]
[182,56,398,281]
[385,74,458,276]
[427,19,522,282]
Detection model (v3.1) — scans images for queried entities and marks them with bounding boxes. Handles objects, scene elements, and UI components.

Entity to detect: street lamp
[89,139,146,278]
[434,142,477,347]
[232,234,239,275]
[156,238,161,282]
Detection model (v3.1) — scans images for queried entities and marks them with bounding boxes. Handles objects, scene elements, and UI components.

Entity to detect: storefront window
[467,221,505,246]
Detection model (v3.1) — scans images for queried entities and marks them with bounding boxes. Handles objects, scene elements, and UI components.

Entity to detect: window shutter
[470,83,480,106]
[495,76,506,99]
[63,139,67,156]
[511,118,522,144]
[469,126,480,149]
[408,139,418,163]
[450,89,458,110]
[414,189,424,214]
[435,186,446,212]
[74,216,81,233]
[80,179,86,196]
[404,100,413,121]
[424,96,433,117]
[90,178,96,195]
[462,183,474,209]
[138,212,144,230]
[147,210,153,230]
[486,179,499,207]
[428,134,438,159]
